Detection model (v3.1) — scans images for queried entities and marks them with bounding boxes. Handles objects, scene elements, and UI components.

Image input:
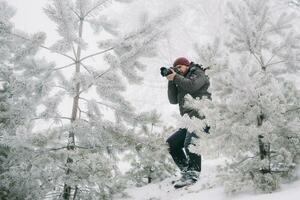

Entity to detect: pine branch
[79,111,95,121]
[52,62,76,71]
[76,106,96,123]
[50,85,68,91]
[231,153,260,168]
[75,145,103,149]
[48,146,69,151]
[259,53,266,70]
[250,51,266,70]
[264,53,276,67]
[77,31,159,94]
[79,47,114,62]
[78,66,113,95]
[83,0,111,18]
[284,107,300,113]
[9,32,76,62]
[68,5,81,19]
[80,62,92,74]
[0,62,12,69]
[44,193,61,198]
[31,117,72,121]
[264,60,286,68]
[289,0,300,7]
[79,97,117,111]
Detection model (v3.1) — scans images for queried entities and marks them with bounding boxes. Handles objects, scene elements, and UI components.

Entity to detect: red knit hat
[173,57,190,67]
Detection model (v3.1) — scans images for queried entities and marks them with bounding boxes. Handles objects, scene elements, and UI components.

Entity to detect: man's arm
[168,81,178,104]
[173,69,208,93]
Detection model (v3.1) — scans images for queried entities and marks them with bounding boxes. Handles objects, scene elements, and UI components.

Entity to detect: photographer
[163,57,211,188]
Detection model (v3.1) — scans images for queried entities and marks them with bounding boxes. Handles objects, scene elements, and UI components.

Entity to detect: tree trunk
[258,135,271,173]
[63,18,84,200]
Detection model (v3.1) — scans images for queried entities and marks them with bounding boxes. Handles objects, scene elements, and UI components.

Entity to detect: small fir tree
[1,0,178,199]
[0,1,56,199]
[124,110,176,187]
[183,0,300,193]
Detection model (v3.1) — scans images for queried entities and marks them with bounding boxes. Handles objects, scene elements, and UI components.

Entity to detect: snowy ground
[115,159,300,200]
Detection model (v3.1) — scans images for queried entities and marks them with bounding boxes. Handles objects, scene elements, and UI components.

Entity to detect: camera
[160,67,180,77]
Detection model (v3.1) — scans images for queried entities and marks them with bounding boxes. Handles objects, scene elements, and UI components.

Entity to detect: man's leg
[185,147,201,172]
[187,152,201,172]
[182,131,201,172]
[166,128,188,171]
[173,131,201,188]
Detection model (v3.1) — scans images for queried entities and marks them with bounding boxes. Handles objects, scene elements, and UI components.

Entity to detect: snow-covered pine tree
[124,110,176,187]
[181,0,300,194]
[0,1,54,136]
[1,0,178,199]
[0,1,57,199]
[289,0,300,7]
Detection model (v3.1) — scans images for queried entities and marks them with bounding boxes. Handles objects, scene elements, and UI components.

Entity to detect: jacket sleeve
[167,81,178,104]
[173,69,207,93]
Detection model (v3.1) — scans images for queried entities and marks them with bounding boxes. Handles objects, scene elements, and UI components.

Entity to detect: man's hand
[166,69,176,81]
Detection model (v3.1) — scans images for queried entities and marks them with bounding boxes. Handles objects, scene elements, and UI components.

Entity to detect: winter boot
[171,169,188,184]
[173,170,199,189]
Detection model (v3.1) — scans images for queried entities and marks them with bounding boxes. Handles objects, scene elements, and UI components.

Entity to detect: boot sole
[174,180,197,189]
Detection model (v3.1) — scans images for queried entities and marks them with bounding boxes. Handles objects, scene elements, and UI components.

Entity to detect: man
[165,57,211,188]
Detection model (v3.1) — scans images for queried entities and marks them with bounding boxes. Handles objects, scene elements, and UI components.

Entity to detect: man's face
[175,65,189,75]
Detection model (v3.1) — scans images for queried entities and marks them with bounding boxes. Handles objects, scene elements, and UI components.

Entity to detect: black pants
[166,128,201,172]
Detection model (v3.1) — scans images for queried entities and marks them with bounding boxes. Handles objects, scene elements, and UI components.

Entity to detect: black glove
[203,124,210,134]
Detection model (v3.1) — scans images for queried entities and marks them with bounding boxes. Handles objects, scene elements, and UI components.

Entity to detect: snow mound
[115,159,300,200]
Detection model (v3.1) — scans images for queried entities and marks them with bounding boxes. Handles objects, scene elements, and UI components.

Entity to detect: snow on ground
[114,159,300,200]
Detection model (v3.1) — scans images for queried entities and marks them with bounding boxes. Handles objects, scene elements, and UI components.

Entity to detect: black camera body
[160,67,180,77]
